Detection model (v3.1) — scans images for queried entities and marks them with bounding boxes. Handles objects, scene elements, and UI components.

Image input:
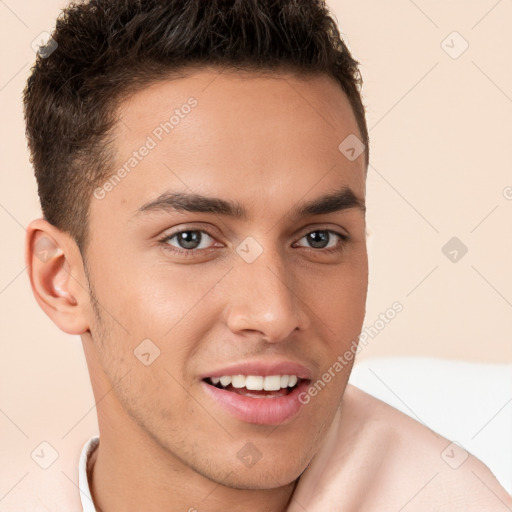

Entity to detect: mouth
[201,372,312,425]
[203,374,304,398]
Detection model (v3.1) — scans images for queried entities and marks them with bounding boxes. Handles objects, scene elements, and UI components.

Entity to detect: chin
[212,461,306,491]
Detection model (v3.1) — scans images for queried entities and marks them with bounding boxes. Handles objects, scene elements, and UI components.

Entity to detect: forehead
[115,67,362,146]
[95,68,365,223]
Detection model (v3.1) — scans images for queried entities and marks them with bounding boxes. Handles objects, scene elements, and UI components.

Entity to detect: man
[23,0,511,510]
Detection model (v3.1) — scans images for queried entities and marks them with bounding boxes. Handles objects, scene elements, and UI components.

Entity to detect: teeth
[219,376,232,387]
[231,375,246,388]
[245,375,263,390]
[263,375,281,391]
[209,374,301,391]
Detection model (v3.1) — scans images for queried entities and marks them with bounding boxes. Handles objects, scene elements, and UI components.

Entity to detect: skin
[27,68,368,511]
[24,69,512,512]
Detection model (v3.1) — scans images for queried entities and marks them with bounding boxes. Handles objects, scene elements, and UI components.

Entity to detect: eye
[293,229,349,253]
[159,229,218,255]
[158,227,349,258]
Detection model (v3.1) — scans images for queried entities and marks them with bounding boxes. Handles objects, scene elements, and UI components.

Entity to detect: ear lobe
[26,219,90,335]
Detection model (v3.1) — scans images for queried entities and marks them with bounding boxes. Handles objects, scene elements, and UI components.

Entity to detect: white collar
[78,436,100,512]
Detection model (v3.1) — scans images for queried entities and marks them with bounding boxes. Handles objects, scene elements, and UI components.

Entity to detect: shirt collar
[78,435,99,512]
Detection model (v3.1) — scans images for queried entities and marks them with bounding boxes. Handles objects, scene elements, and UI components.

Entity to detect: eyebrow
[134,186,365,220]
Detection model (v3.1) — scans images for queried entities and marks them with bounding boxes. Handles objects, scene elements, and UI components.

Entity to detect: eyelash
[158,228,350,257]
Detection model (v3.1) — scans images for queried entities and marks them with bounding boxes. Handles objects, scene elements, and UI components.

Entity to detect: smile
[202,373,311,425]
[206,374,300,396]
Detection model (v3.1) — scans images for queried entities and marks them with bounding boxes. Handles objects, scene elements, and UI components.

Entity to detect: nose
[224,245,310,343]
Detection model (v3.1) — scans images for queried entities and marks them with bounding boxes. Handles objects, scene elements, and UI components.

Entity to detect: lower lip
[201,380,310,425]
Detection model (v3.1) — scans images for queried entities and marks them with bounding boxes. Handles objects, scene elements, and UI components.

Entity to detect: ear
[25,218,90,335]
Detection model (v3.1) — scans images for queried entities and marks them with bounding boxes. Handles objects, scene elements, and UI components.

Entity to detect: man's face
[83,68,368,488]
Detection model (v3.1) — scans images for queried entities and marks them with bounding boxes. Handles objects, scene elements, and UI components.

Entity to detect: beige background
[1,0,511,507]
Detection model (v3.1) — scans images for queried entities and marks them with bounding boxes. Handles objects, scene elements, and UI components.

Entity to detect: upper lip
[200,359,313,381]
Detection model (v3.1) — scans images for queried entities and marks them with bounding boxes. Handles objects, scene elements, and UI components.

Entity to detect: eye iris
[308,231,329,249]
[177,231,201,249]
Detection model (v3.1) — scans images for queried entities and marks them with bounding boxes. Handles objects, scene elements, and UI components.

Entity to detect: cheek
[89,238,367,355]
[302,255,368,325]
[92,255,224,337]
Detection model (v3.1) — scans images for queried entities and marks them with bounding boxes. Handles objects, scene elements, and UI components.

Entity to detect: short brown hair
[23,0,369,253]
